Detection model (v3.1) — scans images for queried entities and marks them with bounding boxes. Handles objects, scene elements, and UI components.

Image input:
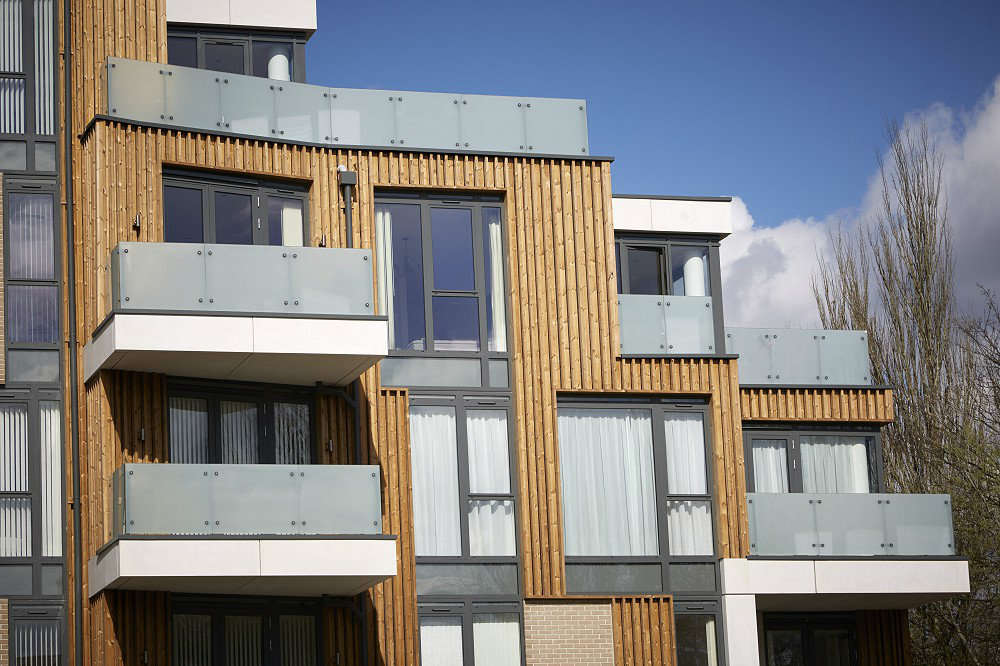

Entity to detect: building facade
[0,0,969,664]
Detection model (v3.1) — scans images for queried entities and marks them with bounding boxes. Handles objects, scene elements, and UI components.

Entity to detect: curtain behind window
[172,615,211,666]
[558,408,657,556]
[473,613,521,666]
[220,401,259,464]
[664,412,707,494]
[13,619,61,666]
[279,615,316,666]
[800,435,870,493]
[419,617,463,666]
[751,439,789,493]
[169,397,209,463]
[410,406,461,556]
[0,403,30,557]
[40,401,61,556]
[274,402,310,464]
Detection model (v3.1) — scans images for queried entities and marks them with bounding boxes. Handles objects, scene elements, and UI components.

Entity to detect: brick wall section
[524,601,614,665]
[0,598,9,666]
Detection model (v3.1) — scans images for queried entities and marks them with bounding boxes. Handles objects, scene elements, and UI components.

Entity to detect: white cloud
[720,74,1000,326]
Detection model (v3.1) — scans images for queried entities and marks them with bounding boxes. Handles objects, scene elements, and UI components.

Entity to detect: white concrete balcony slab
[82,242,388,386]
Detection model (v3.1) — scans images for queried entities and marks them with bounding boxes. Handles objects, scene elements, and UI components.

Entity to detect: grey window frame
[743,427,884,494]
[762,613,858,666]
[162,170,309,246]
[3,178,60,385]
[166,27,307,83]
[674,598,726,666]
[417,599,525,666]
[0,386,64,599]
[558,397,719,596]
[171,595,323,666]
[167,378,316,465]
[0,0,58,173]
[9,603,65,663]
[375,191,511,390]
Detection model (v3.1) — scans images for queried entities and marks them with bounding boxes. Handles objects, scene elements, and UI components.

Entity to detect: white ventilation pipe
[267,53,290,81]
[682,251,707,297]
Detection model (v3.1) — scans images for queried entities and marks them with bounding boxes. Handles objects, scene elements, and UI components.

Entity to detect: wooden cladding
[741,387,894,423]
[856,610,912,666]
[611,596,676,666]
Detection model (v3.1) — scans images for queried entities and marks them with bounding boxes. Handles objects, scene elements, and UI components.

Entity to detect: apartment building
[0,0,969,664]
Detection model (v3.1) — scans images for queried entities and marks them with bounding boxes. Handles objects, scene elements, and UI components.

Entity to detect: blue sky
[305,0,1000,229]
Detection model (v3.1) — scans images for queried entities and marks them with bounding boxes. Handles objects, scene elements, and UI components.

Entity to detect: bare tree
[813,118,997,664]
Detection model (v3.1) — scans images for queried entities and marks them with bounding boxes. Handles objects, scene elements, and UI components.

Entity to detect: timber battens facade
[0,0,969,664]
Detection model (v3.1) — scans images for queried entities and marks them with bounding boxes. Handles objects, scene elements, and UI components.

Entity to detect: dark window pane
[431,207,475,291]
[8,285,58,342]
[252,42,293,80]
[432,296,479,351]
[669,563,717,592]
[671,246,710,296]
[675,614,718,666]
[164,185,204,243]
[565,563,662,594]
[377,203,425,350]
[415,563,518,596]
[0,565,33,595]
[167,36,198,68]
[279,616,317,665]
[7,350,59,382]
[8,193,54,279]
[214,191,253,245]
[0,140,27,170]
[766,629,804,666]
[173,614,212,666]
[627,246,664,295]
[267,196,304,246]
[615,243,622,293]
[204,42,245,75]
[34,143,56,171]
[274,402,310,464]
[224,615,263,664]
[41,565,62,595]
[812,629,852,666]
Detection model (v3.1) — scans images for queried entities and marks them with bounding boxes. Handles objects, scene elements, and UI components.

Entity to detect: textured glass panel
[419,616,463,666]
[431,207,475,290]
[169,397,209,463]
[214,191,254,245]
[565,563,662,594]
[415,563,518,596]
[173,614,212,666]
[466,410,510,493]
[669,563,717,593]
[627,246,664,295]
[432,295,479,351]
[483,206,507,352]
[766,629,804,666]
[167,36,197,68]
[671,246,710,297]
[220,401,259,464]
[666,500,714,556]
[164,185,204,243]
[468,499,515,556]
[8,285,58,342]
[618,294,668,355]
[0,404,29,491]
[267,196,304,247]
[33,0,54,134]
[253,41,293,79]
[883,493,955,556]
[473,613,522,666]
[747,493,820,556]
[376,203,425,350]
[0,497,31,556]
[675,614,718,666]
[409,406,460,556]
[488,359,508,388]
[40,401,61,556]
[279,615,316,666]
[0,564,32,595]
[225,616,263,666]
[663,296,715,354]
[275,402,311,464]
[13,619,61,665]
[206,42,246,75]
[8,192,54,278]
[0,139,26,169]
[34,142,55,171]
[0,77,25,133]
[40,564,61,595]
[0,0,23,72]
[7,349,58,382]
[379,357,482,388]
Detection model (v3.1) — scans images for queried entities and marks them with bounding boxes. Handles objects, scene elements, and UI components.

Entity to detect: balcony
[88,463,396,597]
[102,57,590,156]
[618,294,718,355]
[723,493,969,611]
[725,327,872,386]
[82,242,388,386]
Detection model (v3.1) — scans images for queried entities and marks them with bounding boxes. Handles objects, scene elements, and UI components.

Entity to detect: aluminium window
[167,28,306,83]
[10,604,63,664]
[745,429,882,494]
[557,399,717,595]
[615,234,715,297]
[168,381,313,465]
[163,172,308,246]
[172,596,321,666]
[417,600,523,666]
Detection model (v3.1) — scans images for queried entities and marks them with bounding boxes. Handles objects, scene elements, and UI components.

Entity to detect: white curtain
[751,439,789,493]
[13,619,61,665]
[172,615,212,666]
[1,403,30,557]
[705,618,718,666]
[419,616,463,666]
[0,496,31,557]
[410,406,461,556]
[40,401,61,556]
[468,500,515,556]
[375,205,395,346]
[800,435,870,493]
[169,397,209,463]
[485,208,507,352]
[667,500,713,556]
[280,200,304,246]
[473,613,521,666]
[224,616,262,666]
[557,408,658,556]
[274,402,311,464]
[220,401,259,464]
[664,412,707,494]
[466,410,510,493]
